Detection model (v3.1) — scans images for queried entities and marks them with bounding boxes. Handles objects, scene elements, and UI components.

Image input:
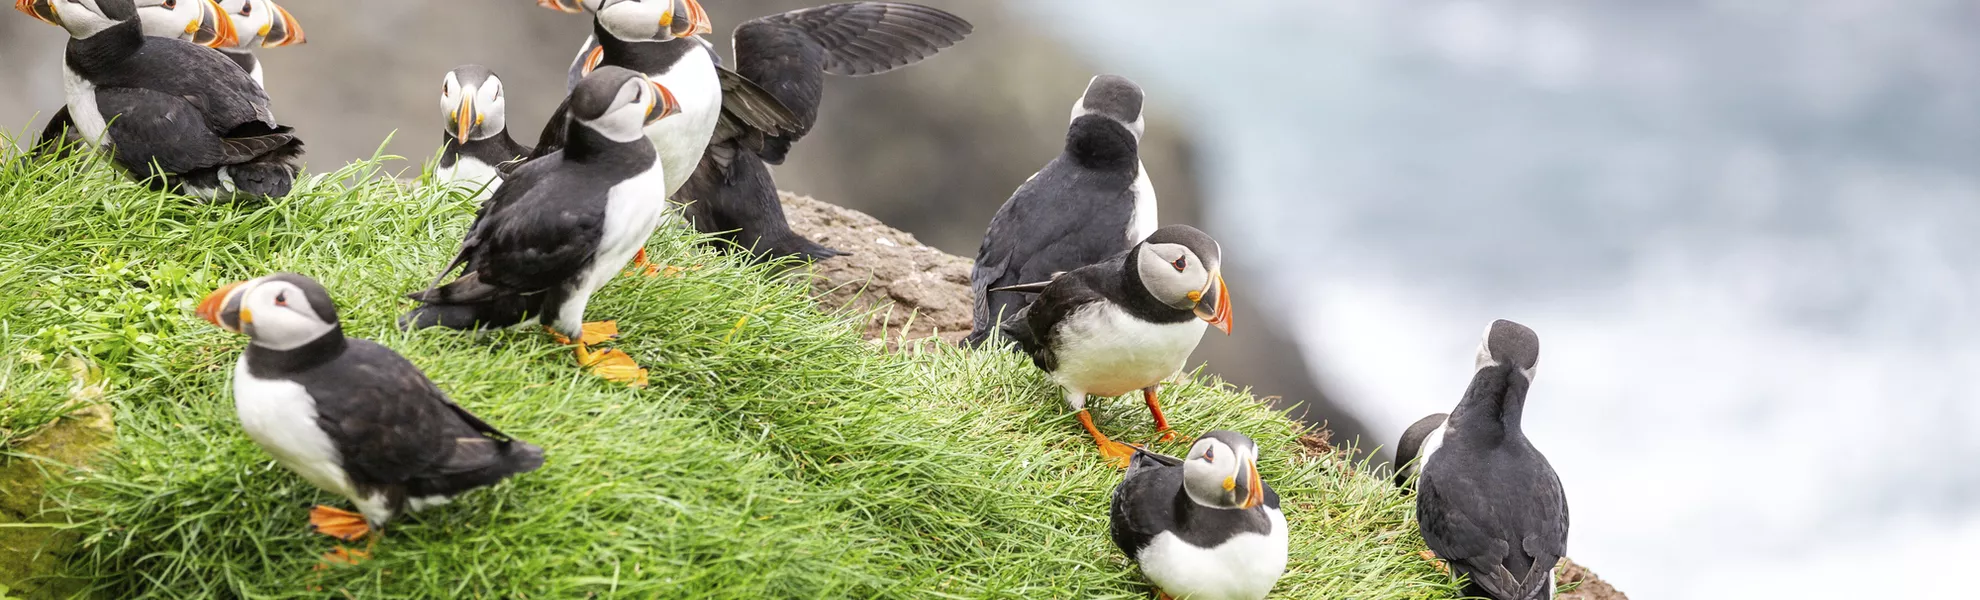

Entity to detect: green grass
[0,143,1459,599]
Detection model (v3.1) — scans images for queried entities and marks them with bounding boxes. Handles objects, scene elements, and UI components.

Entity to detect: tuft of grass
[0,144,1461,598]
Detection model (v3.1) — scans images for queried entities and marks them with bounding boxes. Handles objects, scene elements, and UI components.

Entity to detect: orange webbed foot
[308,505,370,542]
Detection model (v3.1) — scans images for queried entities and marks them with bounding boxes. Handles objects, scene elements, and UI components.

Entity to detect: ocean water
[1024,0,1980,597]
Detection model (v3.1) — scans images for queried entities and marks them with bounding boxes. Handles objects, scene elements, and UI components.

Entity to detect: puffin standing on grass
[996,225,1233,466]
[436,65,531,198]
[28,0,234,159]
[17,0,306,201]
[197,273,545,563]
[1111,431,1288,600]
[535,0,972,263]
[403,66,680,386]
[1414,320,1568,600]
[966,75,1156,347]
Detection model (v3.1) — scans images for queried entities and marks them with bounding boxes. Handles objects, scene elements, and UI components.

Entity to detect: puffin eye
[1203,447,1215,462]
[1172,257,1187,272]
[163,0,176,8]
[239,2,251,16]
[273,291,288,307]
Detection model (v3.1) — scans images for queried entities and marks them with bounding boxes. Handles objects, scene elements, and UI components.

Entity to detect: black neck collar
[243,326,348,377]
[593,20,698,75]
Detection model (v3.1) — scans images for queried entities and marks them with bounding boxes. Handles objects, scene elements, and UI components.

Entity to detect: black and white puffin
[403,66,680,386]
[210,0,305,87]
[966,75,1157,347]
[1415,319,1568,600]
[1392,412,1448,488]
[536,0,971,262]
[436,65,530,198]
[1111,431,1288,600]
[196,273,545,561]
[27,0,234,159]
[996,224,1233,466]
[17,0,306,201]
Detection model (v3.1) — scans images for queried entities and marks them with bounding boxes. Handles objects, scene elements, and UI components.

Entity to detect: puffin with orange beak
[26,0,234,159]
[526,1,970,263]
[210,0,306,87]
[404,67,680,386]
[1109,430,1287,600]
[994,224,1234,467]
[16,0,305,201]
[197,273,545,564]
[436,65,530,199]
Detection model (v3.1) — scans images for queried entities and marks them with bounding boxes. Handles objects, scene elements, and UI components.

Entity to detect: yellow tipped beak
[645,79,679,125]
[198,281,246,333]
[17,0,59,27]
[262,1,303,47]
[1192,269,1233,334]
[453,94,478,143]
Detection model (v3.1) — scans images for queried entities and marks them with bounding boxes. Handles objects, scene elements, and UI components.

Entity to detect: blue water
[1024,0,1980,597]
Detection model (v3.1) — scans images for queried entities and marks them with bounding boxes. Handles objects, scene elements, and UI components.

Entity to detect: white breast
[1051,303,1207,398]
[60,62,109,148]
[437,156,503,200]
[233,358,356,502]
[1127,161,1158,242]
[1136,507,1290,600]
[645,44,724,199]
[554,162,672,330]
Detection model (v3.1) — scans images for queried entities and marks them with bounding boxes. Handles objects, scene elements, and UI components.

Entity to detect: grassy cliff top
[0,149,1454,598]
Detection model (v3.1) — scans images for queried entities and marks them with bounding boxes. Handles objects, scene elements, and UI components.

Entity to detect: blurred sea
[1024,0,1980,597]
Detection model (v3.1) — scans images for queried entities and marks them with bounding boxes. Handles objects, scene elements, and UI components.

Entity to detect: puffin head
[198,273,341,350]
[442,65,508,144]
[1182,430,1267,511]
[1070,74,1145,141]
[570,65,679,142]
[539,0,710,40]
[1474,319,1540,383]
[130,0,232,47]
[214,0,302,48]
[18,0,138,39]
[1133,225,1233,334]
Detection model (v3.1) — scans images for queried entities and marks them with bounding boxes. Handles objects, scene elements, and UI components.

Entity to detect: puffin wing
[1007,265,1110,372]
[969,171,1135,338]
[304,341,537,487]
[110,38,278,132]
[92,88,228,174]
[1108,451,1182,557]
[1418,465,1567,599]
[723,2,971,161]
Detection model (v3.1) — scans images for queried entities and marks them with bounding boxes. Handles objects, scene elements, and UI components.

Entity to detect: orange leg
[623,248,661,278]
[308,505,370,541]
[1076,410,1138,468]
[1419,549,1450,574]
[1142,387,1177,442]
[315,529,379,568]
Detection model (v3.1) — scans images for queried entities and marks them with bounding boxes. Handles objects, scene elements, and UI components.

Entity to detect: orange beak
[205,0,239,48]
[198,281,246,333]
[581,45,606,77]
[16,0,59,27]
[1237,455,1264,510]
[536,0,584,14]
[262,1,303,47]
[1191,269,1232,335]
[645,79,679,125]
[452,93,478,143]
[683,0,712,36]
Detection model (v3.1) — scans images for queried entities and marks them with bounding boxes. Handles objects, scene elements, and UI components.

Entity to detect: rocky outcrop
[0,403,113,599]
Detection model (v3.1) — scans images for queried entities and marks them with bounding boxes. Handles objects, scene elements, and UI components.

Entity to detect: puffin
[28,0,233,159]
[210,0,306,87]
[1392,412,1449,488]
[403,66,679,386]
[436,65,531,198]
[995,224,1233,466]
[17,0,306,201]
[196,273,545,562]
[535,0,972,263]
[965,75,1157,347]
[1414,319,1568,600]
[1111,431,1288,600]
